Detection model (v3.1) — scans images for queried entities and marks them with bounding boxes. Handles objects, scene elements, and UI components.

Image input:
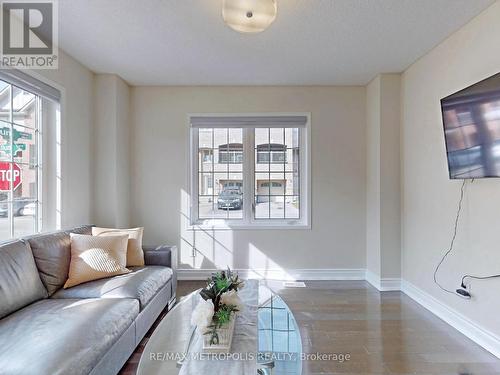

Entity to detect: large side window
[190,115,309,228]
[0,71,60,240]
[0,80,41,238]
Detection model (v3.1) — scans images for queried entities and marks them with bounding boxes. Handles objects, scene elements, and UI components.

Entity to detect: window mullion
[243,128,254,225]
[9,85,13,239]
[35,97,39,233]
[300,127,306,222]
[191,129,200,223]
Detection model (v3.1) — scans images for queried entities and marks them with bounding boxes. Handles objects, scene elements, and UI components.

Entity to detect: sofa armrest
[143,245,175,267]
[143,245,177,299]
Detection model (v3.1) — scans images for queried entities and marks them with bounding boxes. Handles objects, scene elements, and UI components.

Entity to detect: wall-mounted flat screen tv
[441,72,500,179]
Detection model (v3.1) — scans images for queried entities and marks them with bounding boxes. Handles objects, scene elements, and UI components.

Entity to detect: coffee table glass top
[137,282,302,375]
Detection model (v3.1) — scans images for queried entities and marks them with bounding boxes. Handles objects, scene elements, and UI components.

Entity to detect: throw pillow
[64,233,130,289]
[92,227,145,267]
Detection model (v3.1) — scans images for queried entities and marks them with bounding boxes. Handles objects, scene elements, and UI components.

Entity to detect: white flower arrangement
[190,268,244,346]
[220,290,243,312]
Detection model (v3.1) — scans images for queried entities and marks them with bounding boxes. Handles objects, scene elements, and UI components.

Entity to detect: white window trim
[187,112,311,230]
[4,70,63,235]
[0,78,44,237]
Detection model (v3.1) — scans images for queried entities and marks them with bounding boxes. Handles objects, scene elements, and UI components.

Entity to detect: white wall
[130,86,366,275]
[115,77,131,227]
[366,77,381,277]
[31,50,95,229]
[93,74,131,228]
[366,74,401,282]
[379,74,401,279]
[402,1,500,336]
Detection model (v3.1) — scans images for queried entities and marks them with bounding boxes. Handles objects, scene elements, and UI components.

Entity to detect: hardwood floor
[119,280,500,375]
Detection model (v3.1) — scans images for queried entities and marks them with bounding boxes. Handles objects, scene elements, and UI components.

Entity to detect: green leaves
[200,267,243,306]
[204,303,238,345]
[199,268,243,346]
[214,304,238,327]
[215,276,231,292]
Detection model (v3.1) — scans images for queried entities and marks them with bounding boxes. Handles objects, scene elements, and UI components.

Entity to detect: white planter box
[202,313,237,353]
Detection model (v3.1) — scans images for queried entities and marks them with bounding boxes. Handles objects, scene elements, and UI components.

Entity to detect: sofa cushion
[26,231,71,295]
[25,226,94,295]
[0,298,139,375]
[0,240,47,319]
[52,266,173,309]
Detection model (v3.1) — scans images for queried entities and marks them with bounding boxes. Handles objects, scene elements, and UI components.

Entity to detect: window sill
[187,220,311,231]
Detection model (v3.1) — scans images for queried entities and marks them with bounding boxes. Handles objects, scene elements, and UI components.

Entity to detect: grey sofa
[0,225,177,375]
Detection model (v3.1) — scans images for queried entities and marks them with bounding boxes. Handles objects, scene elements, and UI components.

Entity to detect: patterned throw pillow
[64,233,130,289]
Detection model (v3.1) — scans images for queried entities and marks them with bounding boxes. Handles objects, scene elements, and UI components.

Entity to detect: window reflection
[442,73,500,178]
[258,295,302,374]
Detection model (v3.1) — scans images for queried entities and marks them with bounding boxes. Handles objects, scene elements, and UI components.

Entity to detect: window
[190,114,310,228]
[201,149,212,162]
[0,70,60,240]
[218,143,243,164]
[456,110,473,126]
[197,128,243,220]
[0,80,41,238]
[256,143,287,163]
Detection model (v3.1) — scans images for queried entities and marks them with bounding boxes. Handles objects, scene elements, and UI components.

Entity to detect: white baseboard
[365,269,381,290]
[365,270,401,291]
[177,268,366,281]
[401,280,500,359]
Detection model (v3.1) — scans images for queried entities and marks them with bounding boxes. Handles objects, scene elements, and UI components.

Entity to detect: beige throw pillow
[92,227,145,267]
[64,233,130,289]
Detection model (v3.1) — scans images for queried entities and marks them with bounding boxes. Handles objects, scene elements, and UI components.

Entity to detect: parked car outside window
[217,189,243,210]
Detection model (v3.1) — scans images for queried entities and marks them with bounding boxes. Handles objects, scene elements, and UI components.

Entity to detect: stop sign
[0,162,21,191]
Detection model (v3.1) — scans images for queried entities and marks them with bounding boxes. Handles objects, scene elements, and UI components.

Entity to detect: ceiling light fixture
[222,0,277,34]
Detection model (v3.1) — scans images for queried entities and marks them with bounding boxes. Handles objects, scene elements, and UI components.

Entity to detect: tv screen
[441,72,500,179]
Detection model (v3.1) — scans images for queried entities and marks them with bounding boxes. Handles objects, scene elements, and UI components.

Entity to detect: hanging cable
[433,178,500,298]
[433,179,468,296]
[461,274,500,288]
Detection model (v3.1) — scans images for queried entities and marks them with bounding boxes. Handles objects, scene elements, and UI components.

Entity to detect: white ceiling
[58,0,495,86]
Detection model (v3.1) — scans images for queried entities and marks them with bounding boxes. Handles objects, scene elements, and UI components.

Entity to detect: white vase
[202,313,237,353]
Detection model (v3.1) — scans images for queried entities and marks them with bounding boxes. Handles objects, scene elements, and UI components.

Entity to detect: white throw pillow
[92,227,145,267]
[64,233,130,289]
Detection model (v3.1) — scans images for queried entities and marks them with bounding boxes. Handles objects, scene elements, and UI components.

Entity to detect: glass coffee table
[137,282,302,375]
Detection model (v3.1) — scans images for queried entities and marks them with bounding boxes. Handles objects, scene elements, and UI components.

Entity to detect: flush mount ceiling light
[222,0,277,33]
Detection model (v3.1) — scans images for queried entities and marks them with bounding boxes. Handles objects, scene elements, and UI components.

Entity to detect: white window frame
[188,113,311,230]
[0,70,62,239]
[0,81,42,237]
